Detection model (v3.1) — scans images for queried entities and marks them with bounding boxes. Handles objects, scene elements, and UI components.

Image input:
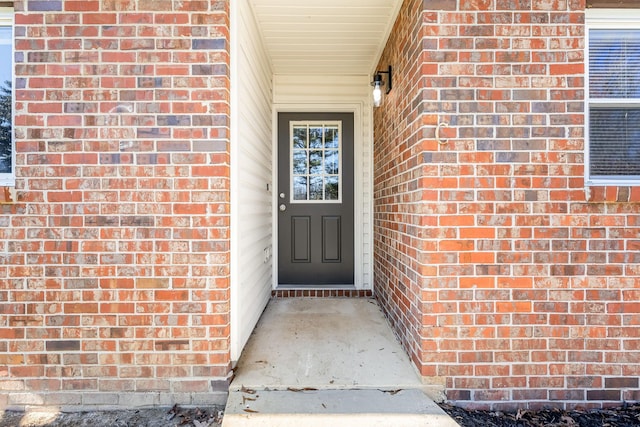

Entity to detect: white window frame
[0,8,13,186]
[586,9,640,186]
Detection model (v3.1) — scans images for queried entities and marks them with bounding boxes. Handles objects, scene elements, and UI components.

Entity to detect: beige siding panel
[234,0,274,360]
[273,74,370,104]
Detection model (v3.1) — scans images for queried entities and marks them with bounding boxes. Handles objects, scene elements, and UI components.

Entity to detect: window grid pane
[590,29,640,100]
[290,123,341,202]
[590,107,640,176]
[588,28,640,179]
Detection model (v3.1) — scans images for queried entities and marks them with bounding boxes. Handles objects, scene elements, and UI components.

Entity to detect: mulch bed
[0,406,224,427]
[440,403,640,426]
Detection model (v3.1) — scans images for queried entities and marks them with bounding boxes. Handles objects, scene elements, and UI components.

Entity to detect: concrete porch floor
[222,298,459,426]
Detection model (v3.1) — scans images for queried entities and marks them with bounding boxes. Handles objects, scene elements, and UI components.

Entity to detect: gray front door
[278,112,354,285]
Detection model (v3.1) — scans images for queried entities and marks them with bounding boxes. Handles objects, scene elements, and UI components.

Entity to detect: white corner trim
[229,0,241,362]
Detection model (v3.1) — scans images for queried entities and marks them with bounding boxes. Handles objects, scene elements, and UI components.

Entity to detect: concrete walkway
[222,298,459,426]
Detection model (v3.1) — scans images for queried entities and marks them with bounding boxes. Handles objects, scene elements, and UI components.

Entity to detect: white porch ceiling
[248,0,403,76]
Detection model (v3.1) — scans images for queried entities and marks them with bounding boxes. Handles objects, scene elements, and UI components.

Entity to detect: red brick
[587,390,621,401]
[65,1,99,11]
[7,0,232,409]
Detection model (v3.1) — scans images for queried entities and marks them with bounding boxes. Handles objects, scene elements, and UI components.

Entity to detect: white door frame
[272,103,369,290]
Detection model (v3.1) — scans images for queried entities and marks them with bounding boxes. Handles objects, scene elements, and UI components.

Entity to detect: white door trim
[272,103,369,290]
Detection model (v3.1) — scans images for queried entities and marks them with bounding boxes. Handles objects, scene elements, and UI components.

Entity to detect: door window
[290,121,342,203]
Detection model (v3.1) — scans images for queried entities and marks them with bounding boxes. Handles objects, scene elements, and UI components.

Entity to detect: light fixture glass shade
[372,81,382,107]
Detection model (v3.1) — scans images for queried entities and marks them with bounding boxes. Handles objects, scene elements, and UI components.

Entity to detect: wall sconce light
[371,65,392,107]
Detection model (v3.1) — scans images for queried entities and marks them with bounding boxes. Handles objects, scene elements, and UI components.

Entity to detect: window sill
[0,177,14,187]
[586,185,640,203]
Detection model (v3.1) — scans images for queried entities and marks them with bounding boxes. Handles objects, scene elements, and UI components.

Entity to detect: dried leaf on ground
[286,387,318,392]
[242,395,257,405]
[240,386,256,394]
[560,415,577,425]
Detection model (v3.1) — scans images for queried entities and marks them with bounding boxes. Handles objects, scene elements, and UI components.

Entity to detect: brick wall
[373,0,425,372]
[1,0,231,409]
[374,0,640,410]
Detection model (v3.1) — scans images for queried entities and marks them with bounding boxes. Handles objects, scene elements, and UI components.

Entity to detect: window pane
[309,176,323,200]
[292,150,307,175]
[324,127,339,148]
[0,24,11,175]
[325,176,339,200]
[309,127,323,148]
[309,150,323,175]
[590,107,640,176]
[325,150,339,175]
[293,126,307,149]
[589,29,640,99]
[293,176,308,201]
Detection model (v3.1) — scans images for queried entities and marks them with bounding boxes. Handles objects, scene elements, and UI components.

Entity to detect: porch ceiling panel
[249,0,403,76]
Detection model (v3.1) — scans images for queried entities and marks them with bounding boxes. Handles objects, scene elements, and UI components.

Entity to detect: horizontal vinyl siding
[235,0,273,358]
[274,75,371,104]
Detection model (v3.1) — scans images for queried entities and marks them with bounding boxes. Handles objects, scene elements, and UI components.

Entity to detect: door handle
[279,204,287,212]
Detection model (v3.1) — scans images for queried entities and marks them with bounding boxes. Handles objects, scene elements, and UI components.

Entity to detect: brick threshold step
[222,388,460,427]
